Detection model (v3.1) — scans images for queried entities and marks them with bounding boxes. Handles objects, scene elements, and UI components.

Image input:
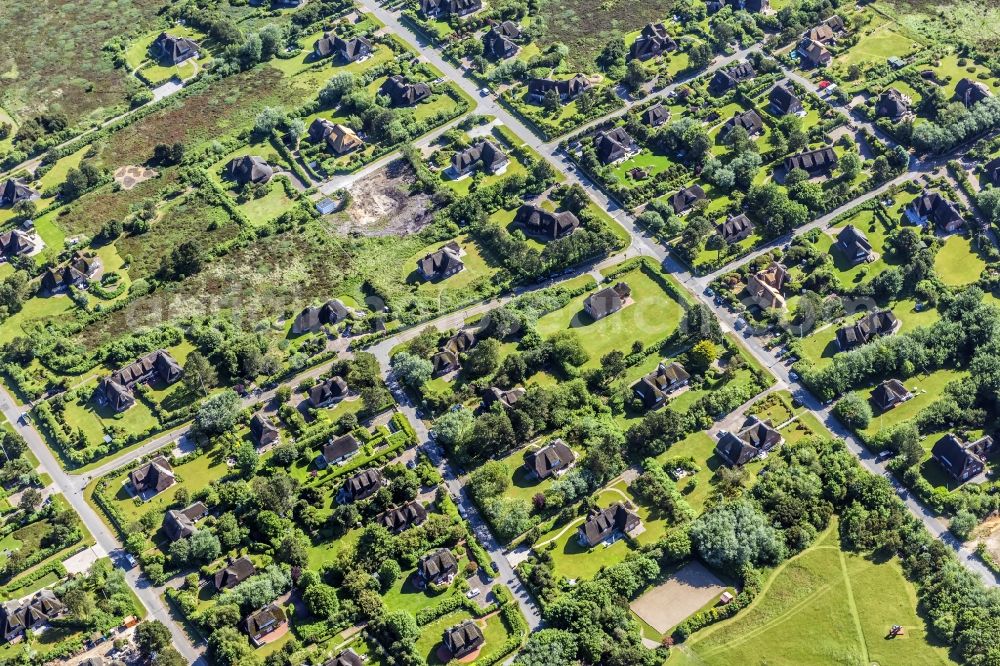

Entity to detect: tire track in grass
[839,548,871,666]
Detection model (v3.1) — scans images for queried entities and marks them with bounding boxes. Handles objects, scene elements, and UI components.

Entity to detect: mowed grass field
[934,235,988,286]
[534,266,686,370]
[413,610,512,665]
[669,524,954,666]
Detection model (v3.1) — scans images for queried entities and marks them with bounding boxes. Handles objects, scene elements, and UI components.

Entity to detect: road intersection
[0,7,997,664]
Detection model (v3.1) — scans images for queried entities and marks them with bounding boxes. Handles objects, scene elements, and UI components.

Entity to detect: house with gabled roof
[483,26,518,60]
[418,548,459,587]
[932,433,995,483]
[379,75,432,106]
[153,32,200,65]
[584,281,631,320]
[0,179,38,207]
[784,146,838,177]
[709,62,756,94]
[632,361,690,408]
[593,127,638,165]
[309,376,349,408]
[1,589,67,643]
[418,241,464,281]
[707,0,769,12]
[805,15,846,44]
[875,88,911,121]
[129,456,176,497]
[906,190,964,232]
[514,204,579,240]
[250,412,280,447]
[326,124,364,155]
[983,157,1000,187]
[314,34,372,62]
[746,262,788,310]
[432,349,460,377]
[291,299,350,334]
[481,386,525,411]
[450,140,509,177]
[577,503,641,547]
[525,439,575,480]
[643,103,670,127]
[324,649,364,666]
[629,23,677,61]
[377,501,428,533]
[717,213,754,244]
[214,556,256,591]
[319,433,360,467]
[715,416,783,467]
[870,379,912,413]
[225,156,273,186]
[798,38,831,67]
[836,310,899,351]
[769,82,804,116]
[163,501,208,541]
[245,603,287,647]
[836,225,876,266]
[0,229,37,259]
[444,620,485,658]
[340,467,384,502]
[671,184,706,214]
[955,78,992,108]
[420,0,481,18]
[527,75,591,103]
[97,349,182,412]
[720,109,764,140]
[444,329,477,355]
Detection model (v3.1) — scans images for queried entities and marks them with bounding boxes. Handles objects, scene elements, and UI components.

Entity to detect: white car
[479,87,490,96]
[466,588,481,599]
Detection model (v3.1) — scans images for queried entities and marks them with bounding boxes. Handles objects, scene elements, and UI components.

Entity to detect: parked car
[466,588,481,599]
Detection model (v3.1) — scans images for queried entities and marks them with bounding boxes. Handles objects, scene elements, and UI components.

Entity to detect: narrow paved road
[1,10,997,663]
[352,0,1000,588]
[0,384,208,665]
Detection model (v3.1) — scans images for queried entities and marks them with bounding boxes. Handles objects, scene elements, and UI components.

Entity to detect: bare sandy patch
[630,560,728,634]
[114,165,158,190]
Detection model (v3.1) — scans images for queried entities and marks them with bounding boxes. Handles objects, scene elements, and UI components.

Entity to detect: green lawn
[935,235,988,286]
[534,266,686,370]
[609,150,678,184]
[126,25,207,85]
[540,480,674,581]
[670,523,953,666]
[855,369,964,442]
[99,444,229,528]
[826,209,897,287]
[407,234,498,299]
[58,383,161,446]
[381,557,467,615]
[833,22,920,69]
[440,129,530,197]
[414,610,511,665]
[0,296,77,346]
[496,446,563,504]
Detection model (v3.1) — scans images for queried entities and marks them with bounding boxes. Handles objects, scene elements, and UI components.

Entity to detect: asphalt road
[1,9,997,664]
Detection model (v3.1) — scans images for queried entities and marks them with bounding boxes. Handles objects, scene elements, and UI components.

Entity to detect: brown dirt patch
[114,165,158,190]
[630,560,727,634]
[973,514,1000,561]
[340,159,434,236]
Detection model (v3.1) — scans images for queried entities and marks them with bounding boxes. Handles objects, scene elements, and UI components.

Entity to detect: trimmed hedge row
[673,566,762,640]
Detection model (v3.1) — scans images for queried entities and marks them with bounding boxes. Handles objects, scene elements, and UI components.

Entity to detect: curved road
[0,9,996,665]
